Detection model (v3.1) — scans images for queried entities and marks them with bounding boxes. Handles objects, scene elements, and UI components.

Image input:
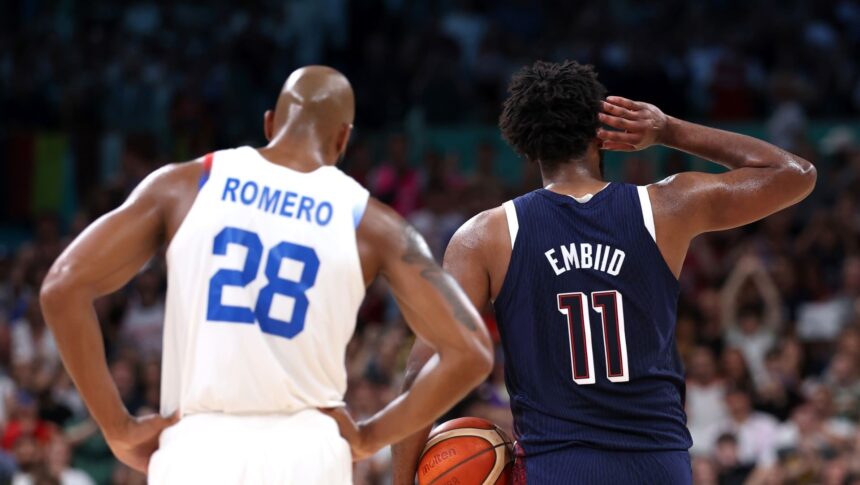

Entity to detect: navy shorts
[514,446,692,485]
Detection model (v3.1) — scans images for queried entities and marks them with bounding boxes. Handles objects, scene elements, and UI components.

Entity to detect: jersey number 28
[557,290,629,384]
[206,227,319,339]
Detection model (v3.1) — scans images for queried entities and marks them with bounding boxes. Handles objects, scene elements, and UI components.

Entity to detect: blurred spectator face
[714,434,740,468]
[45,437,71,474]
[12,362,35,391]
[809,386,835,417]
[829,352,858,384]
[14,391,38,422]
[13,435,40,472]
[692,457,718,485]
[697,288,721,322]
[725,389,752,421]
[688,347,718,383]
[791,404,819,434]
[771,256,797,294]
[721,348,749,382]
[838,326,860,356]
[110,360,136,401]
[738,309,762,335]
[780,338,804,375]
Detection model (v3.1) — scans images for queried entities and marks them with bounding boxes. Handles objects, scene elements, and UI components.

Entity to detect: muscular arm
[390,209,501,485]
[599,96,817,275]
[344,200,493,459]
[39,164,194,472]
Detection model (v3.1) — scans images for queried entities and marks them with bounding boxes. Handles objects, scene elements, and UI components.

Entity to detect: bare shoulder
[646,172,712,214]
[445,206,511,299]
[131,158,206,244]
[355,198,427,283]
[447,206,508,255]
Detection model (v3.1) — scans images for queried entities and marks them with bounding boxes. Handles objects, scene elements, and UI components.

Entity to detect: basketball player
[391,60,816,484]
[39,66,493,483]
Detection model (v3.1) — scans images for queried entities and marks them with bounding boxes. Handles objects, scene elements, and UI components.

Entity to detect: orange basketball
[416,417,513,485]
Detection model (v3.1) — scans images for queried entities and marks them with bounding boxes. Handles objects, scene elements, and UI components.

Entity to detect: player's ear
[334,123,353,161]
[263,110,274,141]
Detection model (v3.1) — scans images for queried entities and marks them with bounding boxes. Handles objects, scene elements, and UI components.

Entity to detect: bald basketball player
[40,66,493,484]
[391,61,816,484]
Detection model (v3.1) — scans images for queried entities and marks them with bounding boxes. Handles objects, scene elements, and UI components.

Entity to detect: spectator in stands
[708,387,780,468]
[721,254,782,387]
[687,346,729,456]
[368,134,421,217]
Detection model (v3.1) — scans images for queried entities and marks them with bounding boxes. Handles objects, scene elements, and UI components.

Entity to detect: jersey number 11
[557,291,629,385]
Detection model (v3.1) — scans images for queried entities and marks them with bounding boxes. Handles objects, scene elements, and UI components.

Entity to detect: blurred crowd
[3,0,860,484]
[4,0,860,139]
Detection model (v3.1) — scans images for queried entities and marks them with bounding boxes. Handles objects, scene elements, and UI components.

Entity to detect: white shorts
[149,409,352,484]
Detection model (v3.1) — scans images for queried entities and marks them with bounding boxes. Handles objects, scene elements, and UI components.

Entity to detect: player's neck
[540,153,606,195]
[259,136,335,172]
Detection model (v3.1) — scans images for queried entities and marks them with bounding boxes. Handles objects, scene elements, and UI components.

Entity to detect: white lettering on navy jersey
[545,242,626,277]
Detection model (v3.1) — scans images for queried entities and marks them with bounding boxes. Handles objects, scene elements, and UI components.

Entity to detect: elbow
[39,269,78,318]
[788,156,817,200]
[462,326,494,382]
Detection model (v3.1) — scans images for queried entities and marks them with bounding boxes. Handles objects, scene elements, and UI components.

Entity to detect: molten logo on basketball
[421,449,457,475]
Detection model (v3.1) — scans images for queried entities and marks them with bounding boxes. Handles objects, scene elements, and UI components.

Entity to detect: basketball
[416,417,513,485]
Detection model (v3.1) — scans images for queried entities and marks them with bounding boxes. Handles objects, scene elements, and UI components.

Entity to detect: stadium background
[2,0,860,483]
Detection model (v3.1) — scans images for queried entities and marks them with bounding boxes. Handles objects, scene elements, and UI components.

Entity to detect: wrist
[358,419,383,454]
[659,116,683,148]
[98,408,133,440]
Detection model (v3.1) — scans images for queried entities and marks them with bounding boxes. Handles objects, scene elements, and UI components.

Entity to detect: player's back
[493,183,692,457]
[162,146,369,417]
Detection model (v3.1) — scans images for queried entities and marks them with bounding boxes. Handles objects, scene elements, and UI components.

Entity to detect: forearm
[40,283,129,435]
[362,350,485,455]
[391,341,436,485]
[661,117,809,171]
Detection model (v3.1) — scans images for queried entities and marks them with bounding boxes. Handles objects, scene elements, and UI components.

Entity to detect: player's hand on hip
[597,96,668,151]
[103,412,179,475]
[320,407,380,461]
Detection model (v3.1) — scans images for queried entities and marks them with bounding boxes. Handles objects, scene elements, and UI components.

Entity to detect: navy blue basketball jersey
[493,183,692,457]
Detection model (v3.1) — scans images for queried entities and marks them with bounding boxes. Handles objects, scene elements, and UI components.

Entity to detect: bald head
[263,66,355,166]
[272,66,354,136]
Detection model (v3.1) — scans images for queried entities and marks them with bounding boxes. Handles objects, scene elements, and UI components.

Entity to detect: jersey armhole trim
[197,152,214,190]
[353,193,370,228]
[637,185,657,242]
[503,200,519,249]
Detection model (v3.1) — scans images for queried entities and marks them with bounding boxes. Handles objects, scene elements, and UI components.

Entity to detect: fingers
[600,141,637,152]
[319,407,359,437]
[597,128,639,144]
[146,412,179,431]
[605,96,643,111]
[601,101,637,119]
[598,112,640,131]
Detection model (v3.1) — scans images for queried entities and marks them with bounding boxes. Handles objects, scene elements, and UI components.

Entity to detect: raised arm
[325,199,493,461]
[720,255,758,330]
[720,255,782,332]
[390,209,500,485]
[39,164,191,473]
[598,96,817,276]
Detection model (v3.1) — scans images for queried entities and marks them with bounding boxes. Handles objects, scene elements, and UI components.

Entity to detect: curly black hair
[499,60,606,169]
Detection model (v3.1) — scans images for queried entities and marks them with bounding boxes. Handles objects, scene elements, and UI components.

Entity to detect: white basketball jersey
[162,146,369,417]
